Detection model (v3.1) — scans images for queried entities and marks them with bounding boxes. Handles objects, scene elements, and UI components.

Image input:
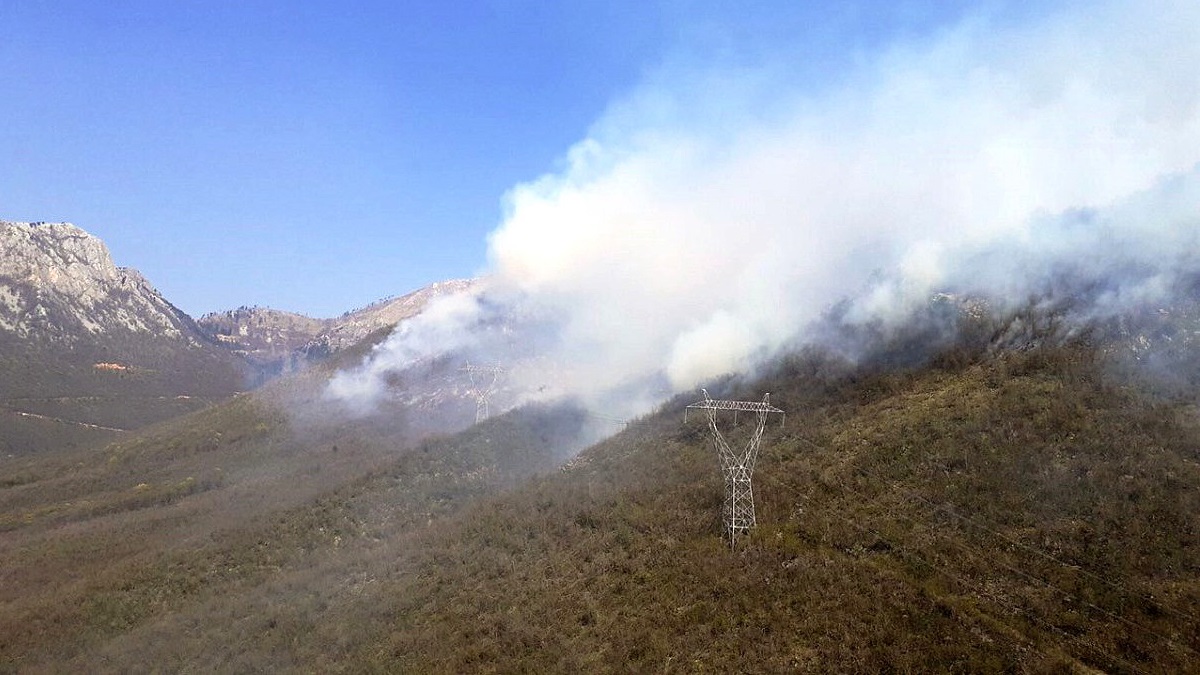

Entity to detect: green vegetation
[3,342,1200,672]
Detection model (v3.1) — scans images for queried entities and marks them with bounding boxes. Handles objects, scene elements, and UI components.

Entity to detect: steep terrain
[0,353,583,671]
[3,333,1199,672]
[196,307,326,375]
[313,279,476,354]
[372,346,1200,672]
[0,221,249,455]
[0,220,473,457]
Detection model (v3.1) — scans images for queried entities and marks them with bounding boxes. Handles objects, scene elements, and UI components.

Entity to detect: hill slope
[0,221,248,454]
[196,279,476,376]
[355,346,1200,672]
[2,341,1199,672]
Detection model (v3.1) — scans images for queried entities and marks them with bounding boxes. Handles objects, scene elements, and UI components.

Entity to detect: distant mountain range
[196,279,474,376]
[0,220,466,454]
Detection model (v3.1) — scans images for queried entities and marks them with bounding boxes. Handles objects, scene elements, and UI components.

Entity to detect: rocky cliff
[0,221,248,454]
[0,221,199,342]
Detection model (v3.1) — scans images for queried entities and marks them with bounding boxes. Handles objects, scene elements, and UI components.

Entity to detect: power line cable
[788,431,1200,629]
[760,455,1197,671]
[792,488,1149,674]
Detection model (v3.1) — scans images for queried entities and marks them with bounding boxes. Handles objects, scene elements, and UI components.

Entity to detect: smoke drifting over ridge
[329,0,1200,421]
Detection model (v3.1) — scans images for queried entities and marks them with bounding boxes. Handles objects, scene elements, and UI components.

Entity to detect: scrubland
[3,340,1199,673]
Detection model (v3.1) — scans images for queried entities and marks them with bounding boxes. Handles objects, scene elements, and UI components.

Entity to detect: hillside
[369,346,1200,672]
[196,307,327,375]
[0,221,249,455]
[0,220,474,457]
[3,336,1199,672]
[0,371,585,671]
[197,279,476,376]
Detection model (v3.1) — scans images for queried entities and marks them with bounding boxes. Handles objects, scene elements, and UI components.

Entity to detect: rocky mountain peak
[320,278,476,351]
[0,220,189,341]
[1,221,117,292]
[0,221,251,450]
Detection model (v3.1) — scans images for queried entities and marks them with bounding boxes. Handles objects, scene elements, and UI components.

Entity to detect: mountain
[315,279,476,353]
[5,220,1199,670]
[195,307,326,374]
[0,220,475,456]
[2,316,1199,671]
[0,221,248,455]
[197,279,475,375]
[374,344,1200,673]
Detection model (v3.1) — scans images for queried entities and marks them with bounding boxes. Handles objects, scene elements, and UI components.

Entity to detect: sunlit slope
[0,221,250,455]
[0,335,248,456]
[365,346,1200,672]
[3,343,1200,672]
[0,361,585,671]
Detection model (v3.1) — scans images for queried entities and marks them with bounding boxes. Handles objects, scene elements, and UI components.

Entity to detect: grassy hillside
[0,331,250,455]
[0,371,584,671]
[0,304,397,459]
[355,346,1200,672]
[3,343,1199,672]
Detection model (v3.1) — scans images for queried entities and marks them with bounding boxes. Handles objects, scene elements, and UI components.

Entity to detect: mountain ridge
[196,279,475,375]
[0,221,248,453]
[0,221,203,342]
[0,219,480,455]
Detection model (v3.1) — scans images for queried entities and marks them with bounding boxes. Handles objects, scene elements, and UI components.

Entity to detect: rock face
[0,221,199,341]
[0,221,248,454]
[198,279,476,375]
[197,307,326,374]
[0,219,477,455]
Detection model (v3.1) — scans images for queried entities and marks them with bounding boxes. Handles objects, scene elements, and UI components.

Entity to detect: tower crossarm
[685,399,784,414]
[684,389,786,545]
[459,364,505,375]
[459,363,504,388]
[684,390,785,425]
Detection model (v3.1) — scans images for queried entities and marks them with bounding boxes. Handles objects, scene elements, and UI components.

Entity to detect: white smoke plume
[325,291,490,416]
[329,0,1200,421]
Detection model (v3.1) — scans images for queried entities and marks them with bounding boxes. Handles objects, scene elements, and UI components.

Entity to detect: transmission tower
[686,389,785,545]
[460,363,504,423]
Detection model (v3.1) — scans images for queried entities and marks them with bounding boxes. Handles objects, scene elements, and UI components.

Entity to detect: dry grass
[3,343,1200,672]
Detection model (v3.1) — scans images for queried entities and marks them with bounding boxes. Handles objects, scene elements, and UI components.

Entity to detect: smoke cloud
[329,0,1200,422]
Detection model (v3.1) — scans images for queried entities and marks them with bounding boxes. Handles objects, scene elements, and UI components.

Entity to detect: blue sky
[2,1,1003,317]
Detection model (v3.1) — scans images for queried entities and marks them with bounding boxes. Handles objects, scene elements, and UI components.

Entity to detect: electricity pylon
[686,389,785,545]
[460,363,504,423]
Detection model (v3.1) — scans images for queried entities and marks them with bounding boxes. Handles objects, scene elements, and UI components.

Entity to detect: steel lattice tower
[460,363,504,423]
[686,389,785,544]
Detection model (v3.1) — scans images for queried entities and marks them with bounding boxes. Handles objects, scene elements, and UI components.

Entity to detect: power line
[790,432,1200,630]
[762,460,1196,671]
